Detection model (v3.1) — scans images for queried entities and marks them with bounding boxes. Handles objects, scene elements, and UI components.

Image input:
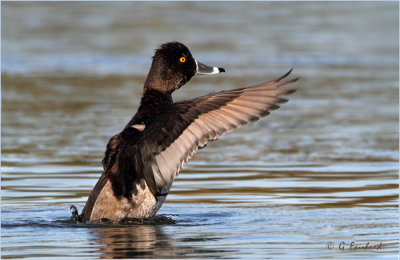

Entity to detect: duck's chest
[125,89,173,129]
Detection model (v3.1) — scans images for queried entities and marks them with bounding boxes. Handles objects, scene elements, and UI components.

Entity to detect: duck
[79,41,298,222]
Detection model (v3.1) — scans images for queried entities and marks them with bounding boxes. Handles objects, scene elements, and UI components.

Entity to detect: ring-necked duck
[79,42,297,222]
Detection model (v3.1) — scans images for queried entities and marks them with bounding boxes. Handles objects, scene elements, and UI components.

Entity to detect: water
[2,2,398,259]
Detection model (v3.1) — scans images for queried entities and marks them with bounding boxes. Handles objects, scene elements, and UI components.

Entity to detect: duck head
[144,42,225,93]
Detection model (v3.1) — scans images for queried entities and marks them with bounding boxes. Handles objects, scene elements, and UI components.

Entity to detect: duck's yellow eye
[179,57,186,63]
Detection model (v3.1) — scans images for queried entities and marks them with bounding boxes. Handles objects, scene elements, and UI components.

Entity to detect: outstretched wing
[137,70,298,195]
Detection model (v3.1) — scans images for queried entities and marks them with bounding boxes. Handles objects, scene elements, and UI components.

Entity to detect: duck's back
[81,91,173,222]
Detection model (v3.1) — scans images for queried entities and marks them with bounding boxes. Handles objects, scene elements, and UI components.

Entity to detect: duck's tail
[70,205,84,223]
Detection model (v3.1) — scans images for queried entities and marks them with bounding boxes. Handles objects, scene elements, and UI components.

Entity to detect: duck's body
[82,89,173,221]
[80,42,297,222]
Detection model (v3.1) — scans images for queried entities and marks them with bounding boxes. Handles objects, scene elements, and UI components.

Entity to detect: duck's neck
[140,88,173,107]
[124,88,173,129]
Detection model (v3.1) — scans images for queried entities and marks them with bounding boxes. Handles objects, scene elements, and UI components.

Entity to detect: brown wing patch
[139,70,298,195]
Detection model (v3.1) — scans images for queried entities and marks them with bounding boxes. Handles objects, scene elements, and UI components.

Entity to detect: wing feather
[138,70,298,195]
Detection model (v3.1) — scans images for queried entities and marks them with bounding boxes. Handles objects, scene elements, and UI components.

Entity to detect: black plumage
[80,42,297,222]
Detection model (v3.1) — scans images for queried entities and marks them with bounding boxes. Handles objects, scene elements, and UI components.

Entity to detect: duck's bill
[195,60,225,75]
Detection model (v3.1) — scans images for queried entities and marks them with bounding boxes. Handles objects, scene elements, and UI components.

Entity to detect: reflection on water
[91,218,175,259]
[90,216,233,259]
[2,1,398,259]
[94,225,170,259]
